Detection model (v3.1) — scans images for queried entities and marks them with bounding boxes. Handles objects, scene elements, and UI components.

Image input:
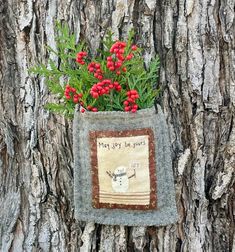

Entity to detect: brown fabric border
[89,128,157,210]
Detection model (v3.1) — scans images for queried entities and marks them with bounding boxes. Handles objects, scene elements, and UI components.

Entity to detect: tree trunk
[0,0,234,251]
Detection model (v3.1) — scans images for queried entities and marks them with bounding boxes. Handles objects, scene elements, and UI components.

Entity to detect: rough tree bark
[0,0,234,251]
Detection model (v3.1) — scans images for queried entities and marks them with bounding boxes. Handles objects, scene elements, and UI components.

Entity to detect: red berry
[73,98,79,103]
[92,107,98,112]
[92,92,99,98]
[100,89,106,95]
[105,79,112,84]
[126,54,133,60]
[119,48,125,54]
[133,104,138,110]
[131,95,136,99]
[115,62,122,68]
[117,54,125,61]
[107,61,113,68]
[131,45,138,51]
[124,101,129,106]
[81,108,86,113]
[135,94,139,99]
[130,90,137,95]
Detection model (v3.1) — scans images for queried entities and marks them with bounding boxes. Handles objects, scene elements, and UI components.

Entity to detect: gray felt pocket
[73,105,178,226]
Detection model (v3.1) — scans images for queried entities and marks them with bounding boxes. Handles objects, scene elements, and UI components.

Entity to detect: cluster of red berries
[106,56,126,75]
[90,79,121,98]
[110,41,126,60]
[88,62,103,80]
[106,42,137,75]
[73,43,141,113]
[64,85,83,104]
[123,89,139,113]
[76,51,87,65]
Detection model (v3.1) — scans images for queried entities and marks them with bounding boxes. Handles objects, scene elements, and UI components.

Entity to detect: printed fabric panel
[89,128,157,210]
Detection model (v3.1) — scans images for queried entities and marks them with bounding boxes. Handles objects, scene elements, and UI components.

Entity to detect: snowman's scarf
[73,105,178,226]
[113,172,126,177]
[110,172,127,181]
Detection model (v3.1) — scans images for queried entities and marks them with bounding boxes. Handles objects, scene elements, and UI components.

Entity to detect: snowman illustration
[106,166,136,193]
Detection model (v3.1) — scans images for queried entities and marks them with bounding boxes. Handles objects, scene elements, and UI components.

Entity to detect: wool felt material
[73,105,178,226]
